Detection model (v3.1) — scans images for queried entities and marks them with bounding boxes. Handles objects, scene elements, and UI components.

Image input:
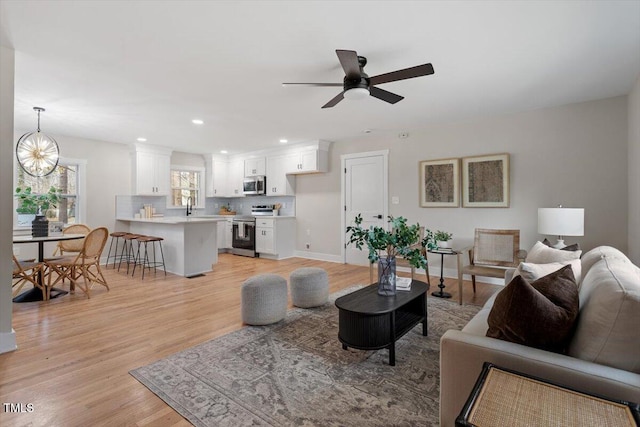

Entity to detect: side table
[427,248,458,298]
[457,362,640,427]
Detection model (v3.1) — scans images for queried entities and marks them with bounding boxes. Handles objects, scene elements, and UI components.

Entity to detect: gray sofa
[439,246,640,426]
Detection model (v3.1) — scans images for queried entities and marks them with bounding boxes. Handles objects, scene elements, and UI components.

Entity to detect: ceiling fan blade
[369,63,434,86]
[282,83,343,87]
[369,86,404,104]
[336,50,362,79]
[321,92,345,109]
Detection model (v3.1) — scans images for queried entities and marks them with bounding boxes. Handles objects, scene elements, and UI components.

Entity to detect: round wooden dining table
[12,233,85,302]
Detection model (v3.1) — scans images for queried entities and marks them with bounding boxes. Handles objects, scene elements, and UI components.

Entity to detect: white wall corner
[0,330,17,354]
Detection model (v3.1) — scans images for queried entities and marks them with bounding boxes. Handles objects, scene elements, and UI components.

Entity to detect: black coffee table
[335,280,428,366]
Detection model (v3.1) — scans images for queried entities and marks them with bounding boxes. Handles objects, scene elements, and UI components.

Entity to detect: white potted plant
[433,230,453,249]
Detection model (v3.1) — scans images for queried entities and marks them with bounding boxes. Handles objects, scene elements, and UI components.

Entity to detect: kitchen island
[116,217,225,277]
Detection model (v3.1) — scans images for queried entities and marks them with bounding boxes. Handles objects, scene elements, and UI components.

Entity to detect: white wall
[295,96,629,268]
[1,46,17,353]
[629,75,640,265]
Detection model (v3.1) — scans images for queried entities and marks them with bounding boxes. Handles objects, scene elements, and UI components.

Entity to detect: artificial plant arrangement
[15,186,61,215]
[346,214,431,295]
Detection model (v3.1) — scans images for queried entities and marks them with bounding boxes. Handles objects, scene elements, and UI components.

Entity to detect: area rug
[130,286,481,426]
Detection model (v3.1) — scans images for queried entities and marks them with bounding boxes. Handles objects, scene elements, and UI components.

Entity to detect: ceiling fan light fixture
[343,87,369,100]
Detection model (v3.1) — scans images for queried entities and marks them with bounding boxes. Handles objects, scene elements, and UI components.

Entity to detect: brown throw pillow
[542,238,581,252]
[487,265,579,353]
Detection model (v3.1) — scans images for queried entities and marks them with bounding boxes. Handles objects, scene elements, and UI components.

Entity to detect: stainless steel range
[231,216,256,257]
[231,205,277,257]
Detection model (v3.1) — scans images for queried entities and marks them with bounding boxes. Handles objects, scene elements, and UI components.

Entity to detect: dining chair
[12,255,46,300]
[45,227,110,299]
[52,224,91,256]
[456,228,527,305]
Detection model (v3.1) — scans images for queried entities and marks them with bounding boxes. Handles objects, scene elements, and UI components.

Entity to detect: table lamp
[538,206,584,249]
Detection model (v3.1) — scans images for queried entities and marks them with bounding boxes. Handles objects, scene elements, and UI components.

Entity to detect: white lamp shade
[538,208,584,236]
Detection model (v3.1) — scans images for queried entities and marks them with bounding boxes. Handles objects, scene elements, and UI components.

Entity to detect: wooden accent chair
[52,224,91,256]
[12,255,46,300]
[369,226,431,287]
[45,227,110,299]
[456,229,527,305]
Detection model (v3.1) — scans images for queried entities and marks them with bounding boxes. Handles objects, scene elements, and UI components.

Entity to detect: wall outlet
[282,202,286,209]
[305,243,310,249]
[214,203,219,208]
[392,196,400,205]
[306,229,311,236]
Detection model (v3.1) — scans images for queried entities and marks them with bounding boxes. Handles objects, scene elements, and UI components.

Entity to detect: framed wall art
[462,153,510,207]
[419,158,459,207]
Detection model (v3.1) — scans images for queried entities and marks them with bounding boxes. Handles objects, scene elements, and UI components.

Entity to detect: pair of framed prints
[419,153,509,208]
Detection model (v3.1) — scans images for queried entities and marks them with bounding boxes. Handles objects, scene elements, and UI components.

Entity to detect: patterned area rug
[130,286,481,426]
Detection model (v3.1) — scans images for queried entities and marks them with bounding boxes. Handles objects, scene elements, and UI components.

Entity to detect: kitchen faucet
[186,196,193,216]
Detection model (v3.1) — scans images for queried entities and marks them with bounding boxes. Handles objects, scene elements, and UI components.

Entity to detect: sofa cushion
[487,265,579,353]
[580,246,631,278]
[568,257,640,373]
[526,241,582,264]
[514,259,582,285]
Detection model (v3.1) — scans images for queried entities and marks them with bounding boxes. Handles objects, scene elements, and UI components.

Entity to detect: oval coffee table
[335,280,428,366]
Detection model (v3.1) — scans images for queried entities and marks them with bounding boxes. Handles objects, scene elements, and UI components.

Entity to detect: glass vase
[377,256,397,296]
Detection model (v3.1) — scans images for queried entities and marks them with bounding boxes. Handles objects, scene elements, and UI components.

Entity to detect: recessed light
[220,150,228,154]
[279,139,288,143]
[192,119,204,125]
[137,137,147,142]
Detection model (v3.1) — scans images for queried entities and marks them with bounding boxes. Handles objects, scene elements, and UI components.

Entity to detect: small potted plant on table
[433,230,453,249]
[346,214,429,296]
[15,186,61,236]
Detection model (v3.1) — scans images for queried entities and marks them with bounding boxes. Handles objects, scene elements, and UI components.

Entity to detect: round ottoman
[241,274,288,325]
[290,267,329,308]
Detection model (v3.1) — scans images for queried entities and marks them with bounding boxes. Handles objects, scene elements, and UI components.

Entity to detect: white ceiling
[1,1,639,155]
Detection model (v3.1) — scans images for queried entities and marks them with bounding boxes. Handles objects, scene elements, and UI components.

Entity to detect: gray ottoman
[290,267,329,308]
[241,274,288,325]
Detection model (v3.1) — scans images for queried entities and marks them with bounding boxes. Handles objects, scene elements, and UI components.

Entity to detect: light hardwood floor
[2,254,499,426]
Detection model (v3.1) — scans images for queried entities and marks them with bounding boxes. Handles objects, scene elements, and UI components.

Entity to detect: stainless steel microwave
[243,176,266,195]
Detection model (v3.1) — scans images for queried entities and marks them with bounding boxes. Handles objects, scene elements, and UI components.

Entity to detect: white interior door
[343,151,388,266]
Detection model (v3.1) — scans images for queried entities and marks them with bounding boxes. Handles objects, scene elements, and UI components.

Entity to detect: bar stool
[132,235,166,279]
[117,233,142,274]
[106,231,128,268]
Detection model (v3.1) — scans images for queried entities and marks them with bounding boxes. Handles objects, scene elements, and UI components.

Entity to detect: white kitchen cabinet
[225,219,233,249]
[228,158,245,197]
[212,160,228,196]
[288,147,328,174]
[244,157,266,177]
[266,153,296,196]
[216,220,226,250]
[132,144,172,195]
[205,155,229,197]
[255,217,296,259]
[256,219,275,254]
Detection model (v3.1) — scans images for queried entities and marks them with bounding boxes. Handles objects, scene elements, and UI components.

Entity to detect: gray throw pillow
[542,238,581,252]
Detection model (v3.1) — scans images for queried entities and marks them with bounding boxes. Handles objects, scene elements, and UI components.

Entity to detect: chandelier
[15,107,60,177]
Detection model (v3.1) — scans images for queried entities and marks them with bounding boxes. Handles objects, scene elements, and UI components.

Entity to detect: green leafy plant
[433,230,453,242]
[15,186,61,215]
[346,214,428,270]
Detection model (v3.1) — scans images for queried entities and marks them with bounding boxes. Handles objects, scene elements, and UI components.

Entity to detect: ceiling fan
[283,49,434,109]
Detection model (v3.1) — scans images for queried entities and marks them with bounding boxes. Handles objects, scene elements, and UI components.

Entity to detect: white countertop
[117,217,226,224]
[117,215,295,224]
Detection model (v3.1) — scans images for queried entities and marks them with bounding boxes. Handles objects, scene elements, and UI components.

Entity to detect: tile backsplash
[116,195,296,218]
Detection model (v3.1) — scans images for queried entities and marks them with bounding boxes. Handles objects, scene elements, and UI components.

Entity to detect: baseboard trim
[294,251,343,263]
[0,329,17,354]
